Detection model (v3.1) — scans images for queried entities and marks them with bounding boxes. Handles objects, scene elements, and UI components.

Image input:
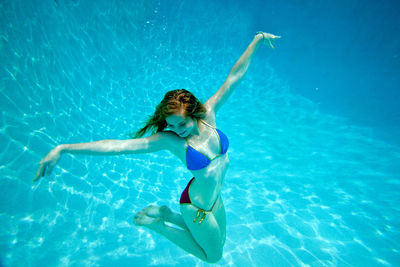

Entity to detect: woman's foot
[133,209,164,232]
[133,205,172,231]
[142,205,172,221]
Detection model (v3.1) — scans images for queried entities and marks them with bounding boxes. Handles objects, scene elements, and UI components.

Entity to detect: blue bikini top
[185,119,229,171]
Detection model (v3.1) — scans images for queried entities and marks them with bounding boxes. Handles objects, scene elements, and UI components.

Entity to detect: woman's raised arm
[33,132,174,182]
[205,32,280,113]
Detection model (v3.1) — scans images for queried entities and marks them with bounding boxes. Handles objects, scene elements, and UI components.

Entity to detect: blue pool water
[1,0,399,266]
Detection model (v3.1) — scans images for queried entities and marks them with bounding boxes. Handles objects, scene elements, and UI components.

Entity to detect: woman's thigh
[180,203,224,261]
[212,195,226,245]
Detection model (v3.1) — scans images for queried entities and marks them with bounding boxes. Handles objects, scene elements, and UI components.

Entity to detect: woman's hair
[132,89,207,138]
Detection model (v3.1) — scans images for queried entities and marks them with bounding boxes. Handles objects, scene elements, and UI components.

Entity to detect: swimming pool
[1,0,399,266]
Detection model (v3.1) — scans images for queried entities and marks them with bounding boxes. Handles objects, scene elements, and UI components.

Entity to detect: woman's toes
[134,205,172,227]
[134,212,150,225]
[133,212,164,232]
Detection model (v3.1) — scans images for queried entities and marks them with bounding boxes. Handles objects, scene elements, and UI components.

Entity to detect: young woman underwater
[34,32,280,263]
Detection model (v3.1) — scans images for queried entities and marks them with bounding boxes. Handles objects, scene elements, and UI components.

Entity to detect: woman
[34,32,280,263]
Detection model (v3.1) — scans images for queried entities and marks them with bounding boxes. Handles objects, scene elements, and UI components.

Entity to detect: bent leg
[134,208,207,261]
[154,222,208,260]
[134,202,226,263]
[180,204,224,263]
[213,195,227,245]
[164,209,188,230]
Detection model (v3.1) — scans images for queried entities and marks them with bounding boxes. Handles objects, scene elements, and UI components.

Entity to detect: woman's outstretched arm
[205,32,280,113]
[33,132,175,182]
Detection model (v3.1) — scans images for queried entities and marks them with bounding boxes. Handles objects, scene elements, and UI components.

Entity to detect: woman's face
[165,112,196,138]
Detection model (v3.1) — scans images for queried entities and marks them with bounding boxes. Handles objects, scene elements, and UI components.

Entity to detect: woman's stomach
[189,154,229,210]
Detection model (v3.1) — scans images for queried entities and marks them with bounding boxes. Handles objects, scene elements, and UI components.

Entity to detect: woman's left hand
[257,32,281,48]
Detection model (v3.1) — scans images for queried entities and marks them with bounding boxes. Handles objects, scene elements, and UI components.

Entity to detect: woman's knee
[205,248,223,263]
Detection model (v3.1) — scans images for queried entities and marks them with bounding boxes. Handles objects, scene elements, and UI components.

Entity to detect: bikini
[179,119,229,223]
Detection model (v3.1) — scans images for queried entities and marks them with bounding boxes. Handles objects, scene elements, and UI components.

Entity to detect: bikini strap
[199,119,216,129]
[193,197,218,224]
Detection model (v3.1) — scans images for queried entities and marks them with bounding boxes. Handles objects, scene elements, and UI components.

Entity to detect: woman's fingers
[34,149,61,182]
[39,164,47,178]
[34,164,44,182]
[33,162,49,182]
[258,32,281,48]
[41,164,48,177]
[266,34,280,48]
[265,33,281,39]
[259,32,281,39]
[33,171,40,182]
[45,164,54,176]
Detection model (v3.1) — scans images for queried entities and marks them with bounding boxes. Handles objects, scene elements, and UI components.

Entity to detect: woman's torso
[169,112,230,210]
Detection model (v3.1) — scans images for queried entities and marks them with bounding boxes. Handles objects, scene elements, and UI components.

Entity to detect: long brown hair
[132,89,207,138]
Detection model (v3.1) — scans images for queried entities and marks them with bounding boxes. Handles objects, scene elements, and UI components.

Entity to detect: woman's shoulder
[156,131,186,161]
[202,103,217,127]
[157,130,182,141]
[147,131,185,156]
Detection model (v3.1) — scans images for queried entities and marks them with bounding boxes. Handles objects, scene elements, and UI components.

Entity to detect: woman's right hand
[34,145,63,182]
